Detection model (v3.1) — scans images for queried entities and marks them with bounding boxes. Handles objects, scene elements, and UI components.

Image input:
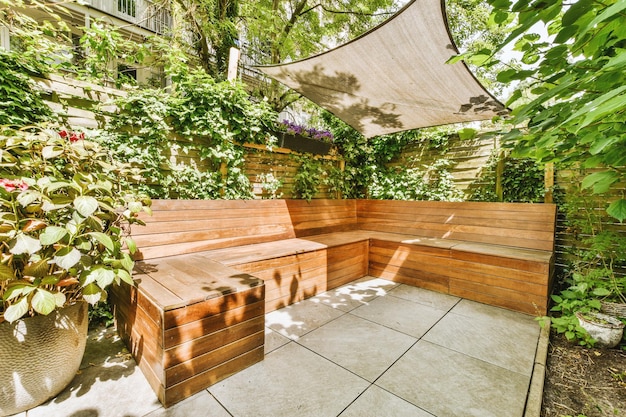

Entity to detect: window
[117,64,137,84]
[117,0,136,17]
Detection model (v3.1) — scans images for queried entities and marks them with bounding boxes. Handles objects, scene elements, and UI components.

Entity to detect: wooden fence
[34,74,339,199]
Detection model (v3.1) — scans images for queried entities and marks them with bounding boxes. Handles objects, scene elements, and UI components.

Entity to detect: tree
[167,0,240,79]
[463,0,626,221]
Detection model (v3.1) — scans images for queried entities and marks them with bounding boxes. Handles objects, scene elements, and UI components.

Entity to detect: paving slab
[376,340,530,417]
[209,342,370,417]
[423,301,540,375]
[265,298,345,340]
[387,284,461,311]
[299,313,417,381]
[26,327,161,417]
[339,385,435,417]
[351,294,447,338]
[143,391,230,417]
[264,327,291,354]
[310,277,400,312]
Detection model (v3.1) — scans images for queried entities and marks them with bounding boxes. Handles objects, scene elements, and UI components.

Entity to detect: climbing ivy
[100,70,277,199]
[292,156,325,201]
[469,151,545,203]
[0,49,53,125]
[322,112,463,200]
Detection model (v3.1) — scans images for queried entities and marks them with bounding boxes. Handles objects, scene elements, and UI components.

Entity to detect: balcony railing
[85,0,172,34]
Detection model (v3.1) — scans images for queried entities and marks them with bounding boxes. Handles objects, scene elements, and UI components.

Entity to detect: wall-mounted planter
[277,133,332,155]
[576,311,625,348]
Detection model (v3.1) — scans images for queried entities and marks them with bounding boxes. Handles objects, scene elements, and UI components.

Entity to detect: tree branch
[299,3,396,17]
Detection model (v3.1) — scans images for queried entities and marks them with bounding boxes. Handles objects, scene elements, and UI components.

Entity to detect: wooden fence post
[495,151,505,202]
[337,159,346,199]
[220,161,228,197]
[544,162,554,203]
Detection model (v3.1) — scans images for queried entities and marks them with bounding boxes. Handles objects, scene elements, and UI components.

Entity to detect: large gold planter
[0,302,88,416]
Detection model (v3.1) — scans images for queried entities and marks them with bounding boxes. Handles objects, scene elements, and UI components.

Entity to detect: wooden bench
[111,198,556,407]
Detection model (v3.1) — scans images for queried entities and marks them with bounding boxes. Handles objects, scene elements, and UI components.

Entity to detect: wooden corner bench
[111,198,556,407]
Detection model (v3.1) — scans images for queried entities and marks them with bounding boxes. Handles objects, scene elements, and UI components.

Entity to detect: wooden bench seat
[358,199,556,315]
[112,198,556,407]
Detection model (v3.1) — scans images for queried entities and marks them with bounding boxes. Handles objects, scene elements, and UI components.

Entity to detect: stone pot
[576,311,625,348]
[0,302,89,416]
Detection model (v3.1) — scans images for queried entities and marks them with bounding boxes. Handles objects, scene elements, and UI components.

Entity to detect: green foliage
[0,49,53,126]
[469,151,545,202]
[368,160,462,201]
[88,301,114,328]
[170,0,240,79]
[100,70,277,199]
[547,189,626,345]
[0,126,150,323]
[472,0,626,221]
[322,112,465,200]
[79,21,147,85]
[256,172,283,199]
[292,156,325,201]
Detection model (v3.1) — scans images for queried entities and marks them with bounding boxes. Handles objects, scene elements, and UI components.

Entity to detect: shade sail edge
[257,0,507,138]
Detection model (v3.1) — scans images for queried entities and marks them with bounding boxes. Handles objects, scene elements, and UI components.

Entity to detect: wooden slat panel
[263,264,329,303]
[368,263,450,293]
[446,257,548,286]
[164,316,264,370]
[136,257,262,309]
[241,257,327,294]
[356,199,557,252]
[449,281,547,315]
[163,286,264,329]
[446,263,547,297]
[205,238,327,266]
[163,301,264,349]
[163,346,264,407]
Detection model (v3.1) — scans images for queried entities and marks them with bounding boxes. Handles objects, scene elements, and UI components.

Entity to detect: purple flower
[279,120,334,142]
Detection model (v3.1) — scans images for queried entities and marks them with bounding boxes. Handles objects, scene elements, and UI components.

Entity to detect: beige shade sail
[257,0,507,138]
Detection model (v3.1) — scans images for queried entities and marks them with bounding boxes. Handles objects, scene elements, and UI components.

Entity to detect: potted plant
[0,125,150,415]
[575,311,625,348]
[275,120,334,155]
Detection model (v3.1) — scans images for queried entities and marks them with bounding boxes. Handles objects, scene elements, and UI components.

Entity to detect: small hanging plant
[277,120,334,143]
[0,126,151,323]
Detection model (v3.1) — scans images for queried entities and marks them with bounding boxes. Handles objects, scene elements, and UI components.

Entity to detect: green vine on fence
[468,150,545,203]
[100,70,277,199]
[0,49,54,126]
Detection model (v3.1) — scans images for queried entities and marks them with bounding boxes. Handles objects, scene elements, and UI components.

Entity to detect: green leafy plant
[257,172,283,199]
[292,156,325,201]
[0,49,54,126]
[463,0,626,221]
[101,70,276,199]
[547,189,626,345]
[0,126,150,323]
[469,151,545,203]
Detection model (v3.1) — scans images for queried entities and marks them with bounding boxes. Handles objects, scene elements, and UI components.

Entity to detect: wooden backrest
[285,199,357,237]
[357,200,557,252]
[132,199,358,260]
[132,199,556,260]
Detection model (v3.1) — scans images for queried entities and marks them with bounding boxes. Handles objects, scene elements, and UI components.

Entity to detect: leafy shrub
[0,126,150,323]
[545,190,626,346]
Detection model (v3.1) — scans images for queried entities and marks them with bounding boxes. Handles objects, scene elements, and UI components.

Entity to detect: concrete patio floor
[20,276,547,417]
